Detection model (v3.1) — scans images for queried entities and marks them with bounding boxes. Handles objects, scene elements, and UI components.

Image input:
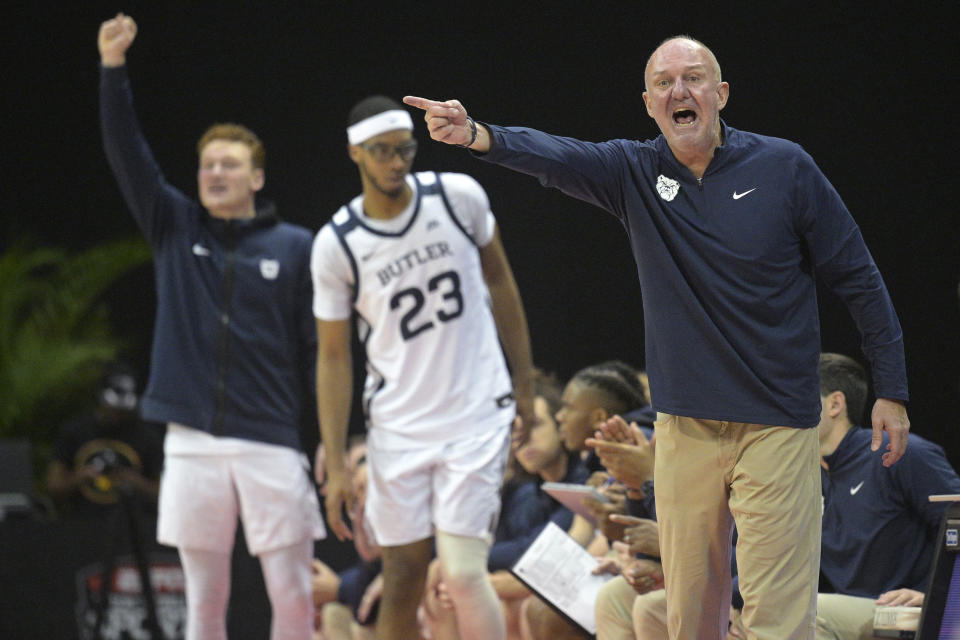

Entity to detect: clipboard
[542,481,611,525]
[510,522,613,636]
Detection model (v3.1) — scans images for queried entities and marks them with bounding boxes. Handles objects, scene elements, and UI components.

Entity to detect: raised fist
[98,13,137,67]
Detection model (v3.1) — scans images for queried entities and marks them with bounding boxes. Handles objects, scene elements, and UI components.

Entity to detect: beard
[360,162,407,199]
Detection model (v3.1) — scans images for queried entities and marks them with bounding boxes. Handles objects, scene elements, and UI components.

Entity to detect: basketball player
[98,14,324,640]
[311,95,535,640]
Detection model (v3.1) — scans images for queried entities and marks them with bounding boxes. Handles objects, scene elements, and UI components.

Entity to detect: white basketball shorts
[157,424,325,555]
[364,424,511,547]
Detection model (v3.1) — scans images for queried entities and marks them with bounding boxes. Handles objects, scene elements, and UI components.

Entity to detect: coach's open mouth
[673,108,697,126]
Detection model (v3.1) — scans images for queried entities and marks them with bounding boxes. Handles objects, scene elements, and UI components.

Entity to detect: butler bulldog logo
[259,259,279,280]
[656,175,680,202]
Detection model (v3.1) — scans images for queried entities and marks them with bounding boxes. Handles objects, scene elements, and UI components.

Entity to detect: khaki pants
[633,589,669,639]
[594,579,671,640]
[655,414,821,640]
[815,593,876,640]
[596,576,641,640]
[625,584,877,639]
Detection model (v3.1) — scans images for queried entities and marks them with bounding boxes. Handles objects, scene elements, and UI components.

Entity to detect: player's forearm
[316,352,353,471]
[487,276,534,401]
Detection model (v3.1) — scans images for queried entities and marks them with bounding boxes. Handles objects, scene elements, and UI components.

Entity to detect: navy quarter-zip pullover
[480,123,907,428]
[100,65,316,450]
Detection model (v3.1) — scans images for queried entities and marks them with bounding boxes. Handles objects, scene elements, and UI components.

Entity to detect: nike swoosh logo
[192,243,211,257]
[732,188,757,200]
[850,481,864,495]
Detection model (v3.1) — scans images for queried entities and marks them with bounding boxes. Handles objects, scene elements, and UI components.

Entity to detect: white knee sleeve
[436,531,505,640]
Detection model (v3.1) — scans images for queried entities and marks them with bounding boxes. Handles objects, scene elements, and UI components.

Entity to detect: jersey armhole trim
[331,209,361,303]
[433,172,478,248]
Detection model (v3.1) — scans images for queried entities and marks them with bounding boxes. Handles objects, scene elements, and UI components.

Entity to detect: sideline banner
[74,553,185,640]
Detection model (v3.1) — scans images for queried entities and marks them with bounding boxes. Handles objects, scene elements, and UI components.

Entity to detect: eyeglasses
[358,140,418,163]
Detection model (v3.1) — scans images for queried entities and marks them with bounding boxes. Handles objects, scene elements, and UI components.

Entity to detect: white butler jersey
[311,172,514,449]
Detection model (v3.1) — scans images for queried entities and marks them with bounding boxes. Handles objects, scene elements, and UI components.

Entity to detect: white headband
[347,109,414,145]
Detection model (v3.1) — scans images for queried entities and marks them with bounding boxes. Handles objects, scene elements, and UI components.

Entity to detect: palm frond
[0,237,152,439]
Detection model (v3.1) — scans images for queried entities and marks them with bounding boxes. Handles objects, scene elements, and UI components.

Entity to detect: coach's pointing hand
[403,96,491,152]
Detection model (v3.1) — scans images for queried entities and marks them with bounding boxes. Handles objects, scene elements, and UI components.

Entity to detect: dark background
[3,6,957,478]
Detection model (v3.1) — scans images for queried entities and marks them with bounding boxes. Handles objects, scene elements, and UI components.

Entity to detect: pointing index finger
[403,96,444,111]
